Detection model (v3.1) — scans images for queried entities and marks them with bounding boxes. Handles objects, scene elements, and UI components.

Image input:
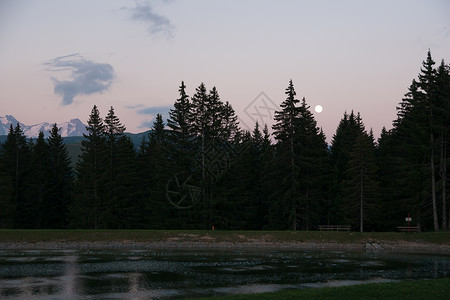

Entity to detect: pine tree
[189,83,210,141]
[102,106,127,228]
[111,134,142,228]
[271,79,302,230]
[214,130,254,229]
[44,124,73,228]
[248,123,265,228]
[2,124,32,228]
[418,51,439,231]
[342,129,379,232]
[245,122,276,229]
[71,105,107,228]
[376,127,404,231]
[28,131,49,228]
[435,60,450,230]
[136,135,152,227]
[207,86,224,138]
[144,114,172,228]
[219,101,240,142]
[150,113,165,142]
[270,81,329,230]
[167,81,195,177]
[0,144,14,228]
[260,124,275,229]
[393,51,449,231]
[168,81,191,135]
[393,79,429,230]
[188,83,223,228]
[104,106,126,181]
[295,98,329,230]
[330,111,364,225]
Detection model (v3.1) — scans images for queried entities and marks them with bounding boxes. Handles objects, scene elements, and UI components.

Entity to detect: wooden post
[408,213,410,233]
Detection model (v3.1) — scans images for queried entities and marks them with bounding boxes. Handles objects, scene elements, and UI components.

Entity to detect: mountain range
[0,115,87,138]
[0,115,152,166]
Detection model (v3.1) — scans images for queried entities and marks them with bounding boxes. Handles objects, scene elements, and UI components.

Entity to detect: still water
[0,248,449,299]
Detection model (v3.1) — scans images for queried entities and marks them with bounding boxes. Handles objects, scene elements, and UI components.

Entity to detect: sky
[1,0,450,142]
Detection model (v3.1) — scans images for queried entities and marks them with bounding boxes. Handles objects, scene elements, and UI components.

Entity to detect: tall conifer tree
[435,60,450,230]
[167,81,195,176]
[28,131,49,228]
[342,128,379,232]
[143,114,172,228]
[71,105,107,228]
[44,124,73,228]
[376,127,404,230]
[2,124,32,228]
[0,157,13,228]
[103,106,127,228]
[393,51,450,231]
[271,80,302,230]
[330,111,364,225]
[168,81,191,135]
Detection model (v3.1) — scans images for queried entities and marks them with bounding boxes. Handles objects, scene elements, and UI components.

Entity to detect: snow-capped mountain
[0,115,87,138]
[58,119,88,137]
[0,115,24,135]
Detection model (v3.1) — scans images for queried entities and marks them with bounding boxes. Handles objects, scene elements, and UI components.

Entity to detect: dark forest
[1,51,449,232]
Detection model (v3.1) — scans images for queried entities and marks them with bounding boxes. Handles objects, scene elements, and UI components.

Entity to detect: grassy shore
[0,229,449,245]
[1,230,450,254]
[193,278,450,300]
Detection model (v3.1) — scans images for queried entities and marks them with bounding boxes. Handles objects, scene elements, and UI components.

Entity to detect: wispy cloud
[136,105,172,116]
[128,104,172,129]
[125,104,145,109]
[443,26,450,40]
[44,54,115,106]
[126,0,175,38]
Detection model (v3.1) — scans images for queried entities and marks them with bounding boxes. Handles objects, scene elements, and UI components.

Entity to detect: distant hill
[0,131,150,146]
[0,130,151,167]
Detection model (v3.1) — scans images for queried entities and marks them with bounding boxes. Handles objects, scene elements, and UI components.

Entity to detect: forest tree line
[0,51,449,231]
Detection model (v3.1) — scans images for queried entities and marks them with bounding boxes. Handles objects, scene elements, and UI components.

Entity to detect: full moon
[315,105,323,113]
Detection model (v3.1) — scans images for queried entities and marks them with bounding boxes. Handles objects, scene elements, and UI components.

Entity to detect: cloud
[443,26,450,40]
[136,105,172,115]
[44,54,115,106]
[125,104,145,109]
[127,104,172,129]
[127,0,175,38]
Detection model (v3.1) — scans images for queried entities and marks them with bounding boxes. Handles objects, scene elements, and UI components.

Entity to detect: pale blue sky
[1,0,449,141]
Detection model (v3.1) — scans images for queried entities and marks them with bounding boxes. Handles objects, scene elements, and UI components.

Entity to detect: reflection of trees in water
[406,256,412,277]
[62,254,80,298]
[1,250,450,298]
[128,272,143,298]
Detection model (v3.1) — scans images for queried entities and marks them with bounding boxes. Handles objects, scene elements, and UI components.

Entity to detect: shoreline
[1,240,450,254]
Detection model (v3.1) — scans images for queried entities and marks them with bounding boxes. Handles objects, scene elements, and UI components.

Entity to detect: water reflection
[0,249,449,299]
[62,254,79,296]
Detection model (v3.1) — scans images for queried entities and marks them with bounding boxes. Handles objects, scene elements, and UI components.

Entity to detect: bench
[397,226,418,232]
[318,225,351,232]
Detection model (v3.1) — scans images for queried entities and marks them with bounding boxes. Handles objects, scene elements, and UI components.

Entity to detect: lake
[1,248,449,299]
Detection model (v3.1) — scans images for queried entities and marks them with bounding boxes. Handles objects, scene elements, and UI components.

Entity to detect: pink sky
[1,0,450,142]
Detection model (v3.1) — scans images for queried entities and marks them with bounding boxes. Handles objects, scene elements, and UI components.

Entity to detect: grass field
[0,229,449,245]
[192,278,450,300]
